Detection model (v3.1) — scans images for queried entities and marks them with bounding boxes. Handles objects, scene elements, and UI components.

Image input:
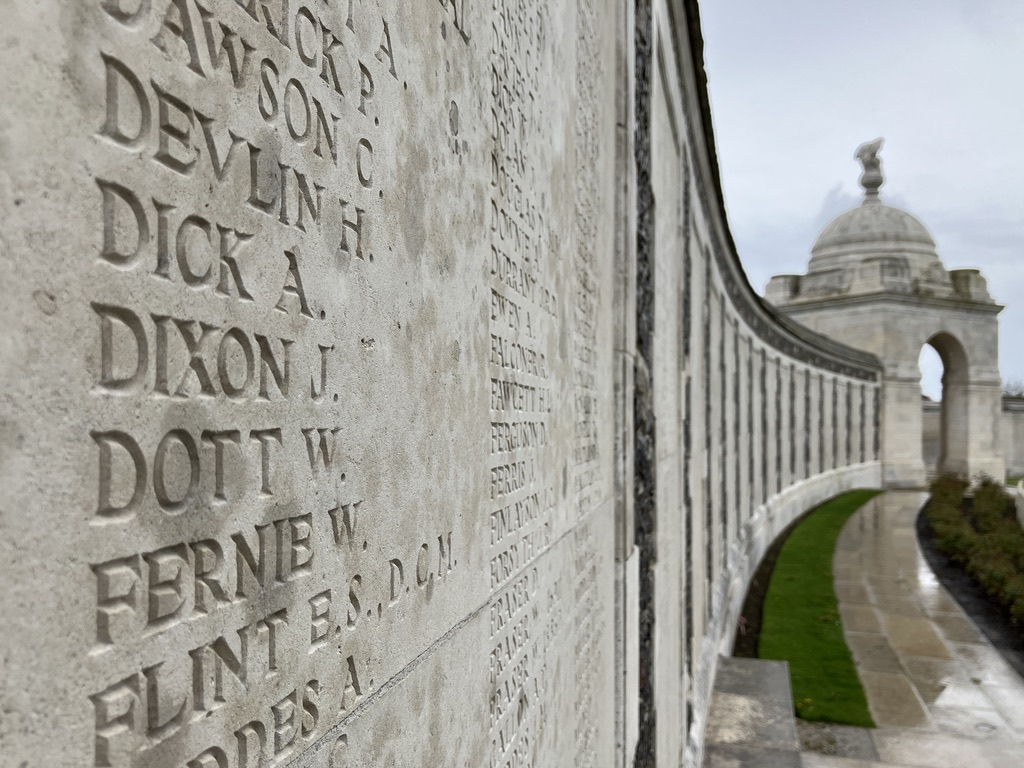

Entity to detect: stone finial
[855,138,885,201]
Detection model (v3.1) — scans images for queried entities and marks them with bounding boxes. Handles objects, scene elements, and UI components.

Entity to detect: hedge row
[926,473,1024,623]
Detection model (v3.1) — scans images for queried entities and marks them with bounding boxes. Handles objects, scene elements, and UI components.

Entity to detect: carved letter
[339,656,362,713]
[187,747,228,768]
[196,111,245,181]
[301,428,339,478]
[97,179,149,267]
[217,329,254,399]
[310,344,330,402]
[101,0,151,27]
[153,429,200,514]
[356,138,373,188]
[91,675,140,767]
[142,660,188,740]
[375,19,397,79]
[153,82,198,175]
[94,303,148,392]
[328,501,359,548]
[357,61,374,116]
[258,58,280,121]
[249,428,282,495]
[255,335,292,399]
[216,225,255,300]
[338,201,364,260]
[176,214,213,285]
[99,54,151,149]
[197,3,255,87]
[93,556,141,645]
[275,249,312,317]
[151,0,205,76]
[92,430,146,521]
[388,558,404,605]
[202,429,242,501]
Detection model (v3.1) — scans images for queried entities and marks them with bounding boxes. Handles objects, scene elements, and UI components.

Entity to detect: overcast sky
[699,0,1023,399]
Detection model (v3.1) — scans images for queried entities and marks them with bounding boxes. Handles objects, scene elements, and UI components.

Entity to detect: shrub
[1000,574,1024,607]
[932,518,972,562]
[930,473,968,506]
[1013,595,1024,624]
[926,476,1024,625]
[971,475,1009,533]
[967,553,1015,596]
[991,526,1024,569]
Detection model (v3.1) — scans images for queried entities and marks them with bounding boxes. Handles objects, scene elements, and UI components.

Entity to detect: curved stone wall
[635,3,883,764]
[0,1,881,767]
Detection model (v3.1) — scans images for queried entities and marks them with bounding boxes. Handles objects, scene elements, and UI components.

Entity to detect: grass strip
[758,489,882,726]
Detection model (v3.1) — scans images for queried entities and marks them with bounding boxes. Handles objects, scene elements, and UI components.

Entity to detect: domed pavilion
[766,139,1004,487]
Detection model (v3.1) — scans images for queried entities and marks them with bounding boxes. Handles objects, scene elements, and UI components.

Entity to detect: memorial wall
[638,8,882,764]
[0,2,881,767]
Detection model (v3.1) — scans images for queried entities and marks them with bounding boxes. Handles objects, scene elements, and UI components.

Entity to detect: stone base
[703,657,801,767]
[968,457,1006,484]
[883,459,927,489]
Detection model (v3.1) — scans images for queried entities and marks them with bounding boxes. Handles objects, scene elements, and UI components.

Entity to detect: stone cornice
[677,1,883,382]
[779,291,1005,316]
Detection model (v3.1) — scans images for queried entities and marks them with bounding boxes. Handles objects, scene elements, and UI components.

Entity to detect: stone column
[965,376,1006,481]
[766,356,779,496]
[696,252,712,651]
[823,375,836,472]
[752,346,764,505]
[711,292,724,572]
[738,334,751,524]
[881,368,928,487]
[724,317,736,544]
[784,362,795,488]
[611,1,638,761]
[795,368,807,479]
[810,372,821,476]
[850,383,863,465]
[840,380,851,468]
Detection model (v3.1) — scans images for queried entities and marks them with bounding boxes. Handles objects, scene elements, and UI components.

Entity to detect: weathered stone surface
[0,2,620,765]
[702,657,801,768]
[1001,401,1024,478]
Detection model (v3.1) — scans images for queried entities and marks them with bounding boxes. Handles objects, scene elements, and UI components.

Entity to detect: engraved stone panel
[0,2,618,766]
[1,2,893,765]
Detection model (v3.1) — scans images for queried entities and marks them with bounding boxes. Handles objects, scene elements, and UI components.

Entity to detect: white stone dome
[766,140,994,306]
[807,198,945,277]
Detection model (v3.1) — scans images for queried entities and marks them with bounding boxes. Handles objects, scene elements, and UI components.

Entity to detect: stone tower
[766,140,1004,487]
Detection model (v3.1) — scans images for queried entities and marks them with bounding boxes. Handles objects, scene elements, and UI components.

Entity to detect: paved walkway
[803,491,1024,768]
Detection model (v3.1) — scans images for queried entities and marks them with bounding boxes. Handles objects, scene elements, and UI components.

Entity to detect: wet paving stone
[817,492,1024,768]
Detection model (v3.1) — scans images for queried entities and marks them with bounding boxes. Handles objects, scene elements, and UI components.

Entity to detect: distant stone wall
[923,401,941,472]
[1004,401,1024,477]
[0,2,881,767]
[924,400,1024,478]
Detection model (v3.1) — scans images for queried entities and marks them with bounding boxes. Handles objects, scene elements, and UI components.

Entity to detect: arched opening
[920,332,970,477]
[919,345,942,474]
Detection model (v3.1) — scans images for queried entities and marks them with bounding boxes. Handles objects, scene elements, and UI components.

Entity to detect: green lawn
[758,489,883,726]
[1008,476,1022,487]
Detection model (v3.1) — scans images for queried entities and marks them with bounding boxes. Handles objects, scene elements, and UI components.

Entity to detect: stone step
[703,656,802,768]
